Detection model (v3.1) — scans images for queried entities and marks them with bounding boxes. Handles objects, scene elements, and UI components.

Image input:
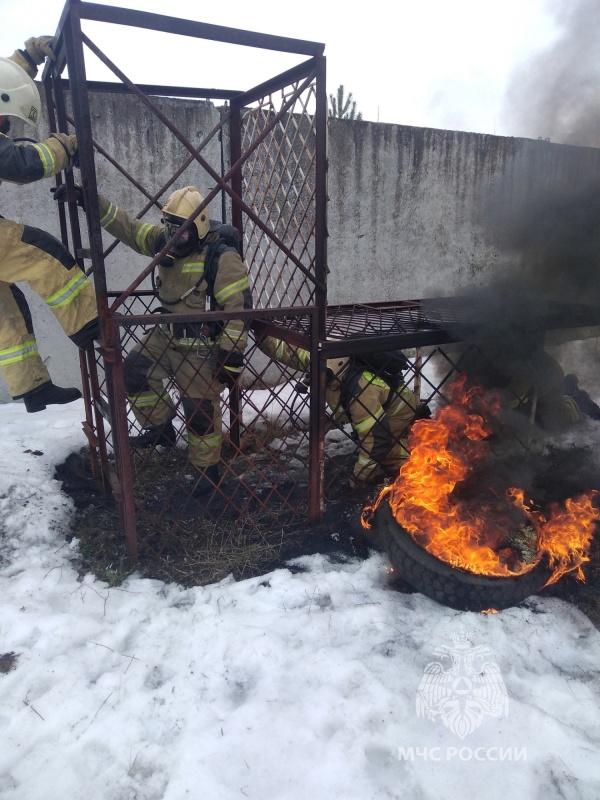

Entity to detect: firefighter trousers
[124,326,224,468]
[349,385,416,485]
[0,219,97,398]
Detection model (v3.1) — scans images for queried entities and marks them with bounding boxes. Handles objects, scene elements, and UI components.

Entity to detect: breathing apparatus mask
[155,186,210,268]
[157,214,200,267]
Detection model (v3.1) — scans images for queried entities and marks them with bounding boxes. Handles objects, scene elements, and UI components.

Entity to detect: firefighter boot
[130,421,177,449]
[71,318,101,350]
[23,381,82,413]
[192,464,220,497]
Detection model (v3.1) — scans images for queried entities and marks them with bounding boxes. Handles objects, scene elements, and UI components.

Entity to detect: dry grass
[63,445,311,588]
[71,495,304,588]
[143,517,288,586]
[58,447,600,630]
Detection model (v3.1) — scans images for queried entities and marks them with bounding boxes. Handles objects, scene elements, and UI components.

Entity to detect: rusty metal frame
[41,0,327,559]
[42,4,594,564]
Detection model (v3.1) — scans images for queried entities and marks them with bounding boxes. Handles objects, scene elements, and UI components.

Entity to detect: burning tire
[372,500,552,612]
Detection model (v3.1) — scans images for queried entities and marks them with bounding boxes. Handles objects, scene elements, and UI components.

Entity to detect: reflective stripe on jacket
[98,194,249,357]
[0,53,70,188]
[0,132,71,186]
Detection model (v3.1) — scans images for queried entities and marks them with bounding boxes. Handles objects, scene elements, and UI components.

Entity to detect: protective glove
[414,402,432,420]
[24,36,56,65]
[50,132,78,168]
[214,349,244,387]
[572,389,600,421]
[250,319,268,344]
[51,182,85,210]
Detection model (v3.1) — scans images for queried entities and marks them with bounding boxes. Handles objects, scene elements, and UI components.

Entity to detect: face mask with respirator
[156,216,199,267]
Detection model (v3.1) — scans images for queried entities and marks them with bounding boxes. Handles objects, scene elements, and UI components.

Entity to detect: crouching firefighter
[95,186,251,496]
[458,341,585,431]
[0,38,99,412]
[254,329,424,489]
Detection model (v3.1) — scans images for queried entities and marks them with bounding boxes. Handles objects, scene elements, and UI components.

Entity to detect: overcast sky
[0,0,590,141]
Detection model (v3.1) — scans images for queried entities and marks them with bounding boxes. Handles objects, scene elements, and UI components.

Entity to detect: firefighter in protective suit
[0,38,99,412]
[503,349,582,429]
[94,186,251,495]
[255,333,418,488]
[459,341,583,430]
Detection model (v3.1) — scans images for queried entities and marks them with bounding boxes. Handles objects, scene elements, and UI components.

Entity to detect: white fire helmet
[162,186,210,239]
[0,57,41,127]
[326,356,350,379]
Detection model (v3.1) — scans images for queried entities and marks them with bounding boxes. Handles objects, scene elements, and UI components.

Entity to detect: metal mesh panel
[87,304,315,540]
[41,4,328,559]
[241,82,318,308]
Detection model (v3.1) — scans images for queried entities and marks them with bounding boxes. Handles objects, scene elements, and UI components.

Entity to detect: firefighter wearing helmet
[254,332,418,489]
[0,38,99,412]
[91,185,251,496]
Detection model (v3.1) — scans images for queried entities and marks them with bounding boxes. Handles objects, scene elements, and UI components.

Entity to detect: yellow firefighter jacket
[0,50,73,192]
[258,335,416,486]
[98,194,251,355]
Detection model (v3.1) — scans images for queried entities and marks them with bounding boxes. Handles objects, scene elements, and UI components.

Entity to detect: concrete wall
[326,119,600,303]
[3,93,600,402]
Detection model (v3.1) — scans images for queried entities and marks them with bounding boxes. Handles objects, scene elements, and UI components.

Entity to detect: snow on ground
[1,400,600,799]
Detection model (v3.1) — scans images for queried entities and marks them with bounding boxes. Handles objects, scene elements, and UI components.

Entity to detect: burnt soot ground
[55,441,600,629]
[54,446,372,590]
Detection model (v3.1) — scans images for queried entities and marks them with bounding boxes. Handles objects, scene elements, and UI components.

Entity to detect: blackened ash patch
[0,652,18,674]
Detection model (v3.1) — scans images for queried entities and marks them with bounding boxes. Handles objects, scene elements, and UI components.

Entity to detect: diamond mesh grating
[241,82,318,309]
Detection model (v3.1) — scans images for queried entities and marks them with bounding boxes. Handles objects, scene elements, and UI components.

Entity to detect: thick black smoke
[421,0,600,517]
[479,172,600,306]
[471,0,600,307]
[501,0,600,148]
[448,0,600,336]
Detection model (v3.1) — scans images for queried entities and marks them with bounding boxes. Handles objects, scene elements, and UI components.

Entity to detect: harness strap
[159,321,216,342]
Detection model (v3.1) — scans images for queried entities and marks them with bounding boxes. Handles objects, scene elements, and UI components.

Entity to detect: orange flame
[363,374,598,585]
